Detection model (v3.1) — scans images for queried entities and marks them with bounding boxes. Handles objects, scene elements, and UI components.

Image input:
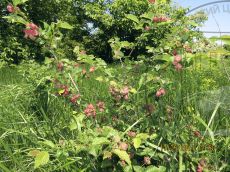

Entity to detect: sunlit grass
[0,56,229,171]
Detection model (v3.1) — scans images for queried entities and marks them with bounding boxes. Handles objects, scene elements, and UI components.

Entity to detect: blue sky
[174,0,230,37]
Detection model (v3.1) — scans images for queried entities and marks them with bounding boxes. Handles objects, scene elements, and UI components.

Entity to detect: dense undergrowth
[0,54,229,171]
[1,0,230,171]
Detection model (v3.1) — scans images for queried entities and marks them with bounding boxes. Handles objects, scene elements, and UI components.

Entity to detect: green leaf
[133,137,142,149]
[58,89,65,95]
[57,21,74,30]
[140,12,154,20]
[113,149,131,166]
[126,14,139,23]
[34,151,49,169]
[193,114,215,144]
[157,0,167,4]
[13,0,29,6]
[42,140,55,148]
[3,15,27,25]
[133,166,144,172]
[92,137,110,145]
[145,165,166,172]
[124,165,133,172]
[95,76,104,82]
[188,21,199,27]
[103,151,112,160]
[113,49,124,59]
[70,114,85,131]
[73,46,80,55]
[136,133,149,140]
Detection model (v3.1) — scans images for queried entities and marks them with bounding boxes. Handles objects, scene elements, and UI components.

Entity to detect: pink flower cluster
[84,104,96,117]
[153,16,170,23]
[109,86,130,101]
[7,4,19,13]
[23,23,39,40]
[156,88,166,97]
[54,81,81,104]
[60,85,69,96]
[97,101,105,112]
[80,66,95,75]
[70,94,81,104]
[172,54,182,71]
[89,66,95,73]
[84,101,105,117]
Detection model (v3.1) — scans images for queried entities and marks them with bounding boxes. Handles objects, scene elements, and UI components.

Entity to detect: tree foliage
[1,0,207,63]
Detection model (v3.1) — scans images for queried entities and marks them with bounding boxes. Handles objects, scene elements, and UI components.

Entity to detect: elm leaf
[34,151,49,169]
[113,149,131,166]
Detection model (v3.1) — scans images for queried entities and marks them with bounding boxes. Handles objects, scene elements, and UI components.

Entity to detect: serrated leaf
[42,140,55,148]
[133,137,142,149]
[13,0,28,6]
[92,137,110,145]
[136,133,149,140]
[34,151,49,169]
[113,50,124,59]
[140,12,154,20]
[113,149,131,166]
[126,14,139,23]
[110,81,117,86]
[150,133,158,140]
[95,76,104,82]
[70,114,85,131]
[57,21,74,30]
[3,16,27,25]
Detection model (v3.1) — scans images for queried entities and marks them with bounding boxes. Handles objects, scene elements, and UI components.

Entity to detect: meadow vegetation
[0,0,229,171]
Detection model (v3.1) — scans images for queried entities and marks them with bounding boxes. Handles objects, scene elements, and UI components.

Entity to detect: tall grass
[0,56,229,171]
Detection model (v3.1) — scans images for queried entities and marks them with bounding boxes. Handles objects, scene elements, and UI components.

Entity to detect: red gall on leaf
[23,23,39,40]
[156,88,166,97]
[127,131,136,137]
[196,163,203,172]
[89,66,96,73]
[119,142,128,151]
[144,26,151,31]
[61,85,69,96]
[172,50,177,56]
[70,94,80,104]
[57,62,64,71]
[7,4,15,13]
[82,68,86,75]
[144,156,151,165]
[148,0,156,4]
[174,63,182,71]
[194,130,201,138]
[174,55,182,63]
